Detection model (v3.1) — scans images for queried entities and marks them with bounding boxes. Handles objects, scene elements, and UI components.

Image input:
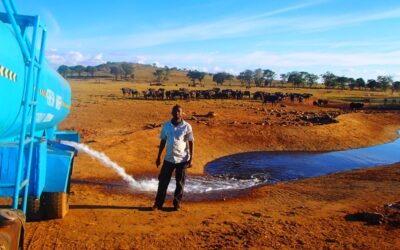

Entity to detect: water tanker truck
[1,0,79,247]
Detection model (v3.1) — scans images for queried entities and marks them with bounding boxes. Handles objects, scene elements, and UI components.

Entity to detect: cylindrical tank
[0,20,71,140]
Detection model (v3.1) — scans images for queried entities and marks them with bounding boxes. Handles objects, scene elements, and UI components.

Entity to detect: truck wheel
[27,196,42,221]
[42,192,69,219]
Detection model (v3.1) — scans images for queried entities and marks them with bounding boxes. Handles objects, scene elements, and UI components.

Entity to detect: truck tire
[26,196,42,221]
[42,192,69,219]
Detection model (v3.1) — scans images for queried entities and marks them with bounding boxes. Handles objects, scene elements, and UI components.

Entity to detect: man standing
[153,105,194,211]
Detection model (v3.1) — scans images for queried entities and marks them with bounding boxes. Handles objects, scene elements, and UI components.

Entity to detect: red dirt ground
[23,82,400,249]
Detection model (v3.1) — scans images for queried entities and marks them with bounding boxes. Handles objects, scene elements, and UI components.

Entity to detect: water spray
[61,141,266,193]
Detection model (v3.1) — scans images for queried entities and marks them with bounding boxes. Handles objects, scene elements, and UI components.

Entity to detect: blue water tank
[0,20,71,141]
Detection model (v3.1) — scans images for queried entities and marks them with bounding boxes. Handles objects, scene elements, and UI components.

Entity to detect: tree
[110,66,123,81]
[85,66,97,78]
[392,81,400,92]
[288,71,306,88]
[186,70,206,86]
[321,71,337,88]
[186,70,199,86]
[355,78,366,90]
[236,73,246,86]
[348,78,356,90]
[263,69,276,87]
[72,65,85,77]
[367,79,378,90]
[153,69,165,83]
[163,66,171,81]
[237,70,254,88]
[198,71,206,85]
[377,75,393,91]
[213,72,226,85]
[212,72,234,86]
[304,73,319,88]
[68,67,75,77]
[225,73,234,86]
[336,76,349,90]
[57,65,70,78]
[280,73,288,87]
[254,68,264,87]
[121,63,134,80]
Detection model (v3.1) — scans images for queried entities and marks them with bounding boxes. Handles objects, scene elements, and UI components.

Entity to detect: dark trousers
[154,160,187,208]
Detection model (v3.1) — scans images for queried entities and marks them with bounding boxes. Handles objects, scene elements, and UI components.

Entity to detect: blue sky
[6,0,400,80]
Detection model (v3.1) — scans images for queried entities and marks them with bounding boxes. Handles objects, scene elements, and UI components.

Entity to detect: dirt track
[24,82,400,249]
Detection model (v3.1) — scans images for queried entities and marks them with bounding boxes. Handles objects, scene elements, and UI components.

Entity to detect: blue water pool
[205,131,400,184]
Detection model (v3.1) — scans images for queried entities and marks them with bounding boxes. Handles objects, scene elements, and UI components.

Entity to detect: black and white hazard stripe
[0,65,17,82]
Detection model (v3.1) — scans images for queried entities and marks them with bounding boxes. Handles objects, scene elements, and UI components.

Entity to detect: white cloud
[85,53,106,65]
[213,66,221,72]
[46,53,65,65]
[46,49,106,67]
[66,51,85,64]
[132,56,146,64]
[153,61,164,67]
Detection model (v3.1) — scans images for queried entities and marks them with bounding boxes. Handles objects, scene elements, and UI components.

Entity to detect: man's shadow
[70,204,176,212]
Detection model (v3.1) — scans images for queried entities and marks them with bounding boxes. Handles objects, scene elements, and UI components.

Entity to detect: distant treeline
[58,62,142,81]
[234,69,400,92]
[57,62,400,92]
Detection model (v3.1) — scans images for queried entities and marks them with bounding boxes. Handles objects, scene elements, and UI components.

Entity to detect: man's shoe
[152,205,161,211]
[173,205,180,211]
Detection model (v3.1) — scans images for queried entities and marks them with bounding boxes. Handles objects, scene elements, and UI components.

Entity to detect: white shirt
[160,120,194,164]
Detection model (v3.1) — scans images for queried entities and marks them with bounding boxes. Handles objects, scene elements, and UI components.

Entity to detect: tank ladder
[1,0,47,213]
